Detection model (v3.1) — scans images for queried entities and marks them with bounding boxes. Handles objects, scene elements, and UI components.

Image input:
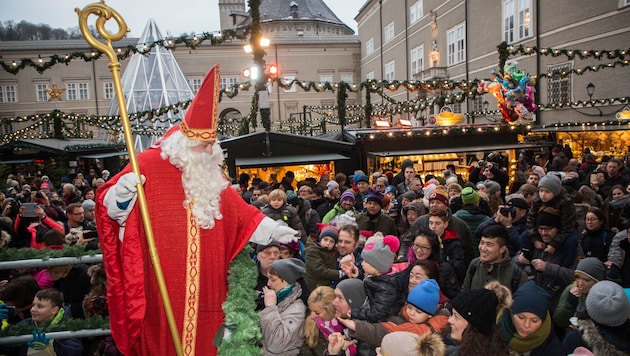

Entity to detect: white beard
[159,130,228,230]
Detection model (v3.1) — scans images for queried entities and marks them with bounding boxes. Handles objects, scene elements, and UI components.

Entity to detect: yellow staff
[75,2,183,355]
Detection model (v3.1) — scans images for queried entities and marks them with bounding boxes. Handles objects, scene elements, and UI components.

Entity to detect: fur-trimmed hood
[577,319,630,355]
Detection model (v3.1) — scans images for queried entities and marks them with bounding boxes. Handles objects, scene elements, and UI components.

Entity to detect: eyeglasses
[413,243,431,252]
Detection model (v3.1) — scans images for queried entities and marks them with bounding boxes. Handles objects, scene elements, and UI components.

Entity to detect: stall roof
[531,123,630,132]
[235,153,349,168]
[78,151,128,159]
[368,143,548,157]
[0,159,34,165]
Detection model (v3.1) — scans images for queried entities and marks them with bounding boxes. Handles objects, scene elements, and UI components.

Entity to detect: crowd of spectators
[2,144,630,355]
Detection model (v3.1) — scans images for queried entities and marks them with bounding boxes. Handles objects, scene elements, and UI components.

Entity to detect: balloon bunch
[478,60,537,124]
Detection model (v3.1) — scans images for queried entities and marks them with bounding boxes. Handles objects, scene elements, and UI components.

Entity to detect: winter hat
[286,190,301,206]
[340,191,356,203]
[401,190,417,202]
[60,176,69,184]
[407,279,440,315]
[379,332,420,356]
[538,174,562,196]
[445,175,459,186]
[40,182,50,189]
[575,257,606,282]
[531,165,546,178]
[82,199,96,212]
[385,185,397,195]
[255,240,280,253]
[450,288,499,335]
[507,196,529,209]
[585,280,630,327]
[361,235,399,273]
[355,174,370,184]
[326,181,340,193]
[271,258,306,284]
[258,181,270,190]
[423,183,437,200]
[484,180,501,195]
[536,207,561,229]
[512,281,551,320]
[428,189,449,207]
[319,225,339,243]
[336,278,367,309]
[460,187,479,205]
[365,191,384,205]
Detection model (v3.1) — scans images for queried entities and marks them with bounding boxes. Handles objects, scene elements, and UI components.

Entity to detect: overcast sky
[1,0,365,37]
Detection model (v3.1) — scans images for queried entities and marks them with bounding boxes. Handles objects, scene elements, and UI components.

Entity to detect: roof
[0,38,139,51]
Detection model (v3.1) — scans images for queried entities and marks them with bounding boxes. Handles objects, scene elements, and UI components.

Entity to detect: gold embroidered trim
[182,208,201,355]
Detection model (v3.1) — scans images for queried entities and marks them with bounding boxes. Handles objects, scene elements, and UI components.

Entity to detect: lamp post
[586,82,602,116]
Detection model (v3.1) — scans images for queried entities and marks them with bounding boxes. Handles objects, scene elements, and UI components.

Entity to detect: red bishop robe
[95,147,264,356]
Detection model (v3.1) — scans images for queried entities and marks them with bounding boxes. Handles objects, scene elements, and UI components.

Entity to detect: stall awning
[368,143,547,157]
[235,153,349,167]
[531,124,630,132]
[79,151,128,159]
[0,159,34,165]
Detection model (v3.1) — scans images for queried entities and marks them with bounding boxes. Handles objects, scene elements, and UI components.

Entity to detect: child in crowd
[353,235,408,322]
[259,258,307,356]
[2,289,83,355]
[339,279,449,347]
[526,174,577,254]
[305,225,340,292]
[262,189,307,242]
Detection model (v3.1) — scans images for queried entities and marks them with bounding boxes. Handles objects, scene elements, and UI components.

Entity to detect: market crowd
[2,144,630,355]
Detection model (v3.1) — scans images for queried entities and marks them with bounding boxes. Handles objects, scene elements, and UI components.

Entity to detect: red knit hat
[179,64,220,141]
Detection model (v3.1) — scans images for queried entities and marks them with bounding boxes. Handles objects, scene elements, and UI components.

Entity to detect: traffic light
[266,63,279,78]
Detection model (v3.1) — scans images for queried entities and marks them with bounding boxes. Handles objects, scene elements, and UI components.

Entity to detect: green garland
[218,244,262,355]
[0,245,99,261]
[0,315,110,337]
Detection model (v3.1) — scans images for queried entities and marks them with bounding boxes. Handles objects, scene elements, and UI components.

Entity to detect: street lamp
[586,82,602,116]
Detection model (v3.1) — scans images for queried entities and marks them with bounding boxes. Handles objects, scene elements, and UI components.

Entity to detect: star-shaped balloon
[47,83,66,101]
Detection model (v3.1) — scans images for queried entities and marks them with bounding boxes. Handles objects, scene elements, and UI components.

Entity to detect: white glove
[270,224,299,244]
[103,173,145,233]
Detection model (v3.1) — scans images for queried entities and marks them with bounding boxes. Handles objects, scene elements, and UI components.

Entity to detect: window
[103,82,114,99]
[366,38,374,55]
[36,83,49,102]
[447,24,465,66]
[410,45,424,77]
[385,60,395,81]
[283,75,297,93]
[320,74,333,85]
[410,1,423,24]
[340,73,354,84]
[1,122,12,135]
[504,0,532,43]
[547,63,571,105]
[471,96,484,112]
[220,77,239,90]
[366,71,375,80]
[66,82,89,101]
[189,78,203,93]
[0,85,17,103]
[452,102,462,113]
[384,22,395,43]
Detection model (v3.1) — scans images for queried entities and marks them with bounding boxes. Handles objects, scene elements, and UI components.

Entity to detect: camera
[521,248,533,262]
[88,295,109,316]
[22,202,38,218]
[478,160,487,167]
[500,206,516,219]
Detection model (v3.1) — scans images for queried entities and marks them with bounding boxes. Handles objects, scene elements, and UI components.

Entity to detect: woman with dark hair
[603,184,630,231]
[407,259,449,309]
[579,207,613,262]
[405,228,460,299]
[446,288,508,355]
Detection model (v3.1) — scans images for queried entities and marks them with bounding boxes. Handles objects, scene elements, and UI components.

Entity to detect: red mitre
[179,64,220,141]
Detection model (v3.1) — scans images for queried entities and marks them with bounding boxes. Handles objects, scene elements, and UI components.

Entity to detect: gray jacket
[259,283,306,356]
[607,229,627,268]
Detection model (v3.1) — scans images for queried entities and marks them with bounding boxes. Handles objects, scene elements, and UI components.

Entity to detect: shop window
[447,23,465,66]
[503,0,532,43]
[36,83,49,102]
[547,63,571,105]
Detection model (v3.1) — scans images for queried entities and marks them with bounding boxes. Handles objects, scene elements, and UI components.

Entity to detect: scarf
[610,194,630,209]
[497,308,551,353]
[275,283,296,304]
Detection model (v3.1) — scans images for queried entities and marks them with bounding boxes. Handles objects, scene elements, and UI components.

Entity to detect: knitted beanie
[336,278,367,309]
[385,185,397,194]
[271,258,305,284]
[340,191,356,203]
[460,187,479,205]
[407,279,440,315]
[445,175,459,186]
[450,288,499,335]
[429,189,449,207]
[401,190,418,202]
[512,281,551,320]
[81,199,96,211]
[365,191,384,205]
[575,257,606,282]
[585,280,630,327]
[536,207,561,229]
[484,180,501,195]
[361,235,400,273]
[286,190,301,206]
[326,180,340,193]
[379,332,420,356]
[538,174,562,196]
[355,174,370,184]
[423,183,437,200]
[531,165,546,178]
[319,225,339,243]
[255,240,280,253]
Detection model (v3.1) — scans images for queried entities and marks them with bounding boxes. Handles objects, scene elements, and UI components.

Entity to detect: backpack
[468,259,524,293]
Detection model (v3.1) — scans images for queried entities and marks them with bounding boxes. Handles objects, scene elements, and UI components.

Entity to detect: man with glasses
[514,207,580,307]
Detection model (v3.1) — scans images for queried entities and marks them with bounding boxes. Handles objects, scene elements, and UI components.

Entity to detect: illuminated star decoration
[47,83,66,101]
